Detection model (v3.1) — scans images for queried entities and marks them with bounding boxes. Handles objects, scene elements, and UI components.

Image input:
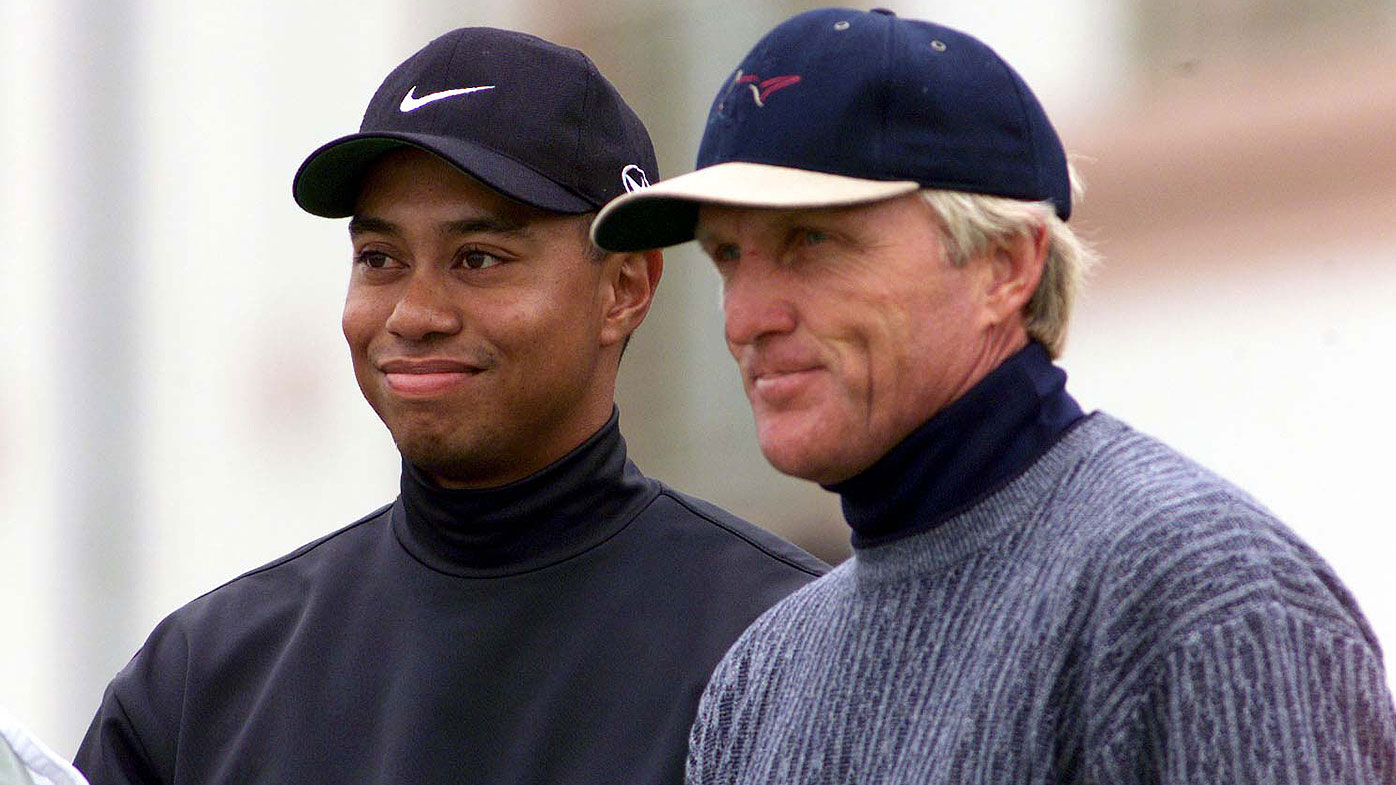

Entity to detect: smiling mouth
[754,368,815,385]
[379,360,483,397]
[385,371,476,397]
[750,367,822,401]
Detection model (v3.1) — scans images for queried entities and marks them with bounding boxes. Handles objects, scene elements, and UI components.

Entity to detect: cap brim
[293,132,594,218]
[591,162,920,251]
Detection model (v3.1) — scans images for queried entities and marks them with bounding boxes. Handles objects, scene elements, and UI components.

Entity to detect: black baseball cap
[294,27,658,217]
[591,8,1070,252]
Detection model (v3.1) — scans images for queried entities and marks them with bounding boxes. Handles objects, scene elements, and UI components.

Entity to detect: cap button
[870,8,897,15]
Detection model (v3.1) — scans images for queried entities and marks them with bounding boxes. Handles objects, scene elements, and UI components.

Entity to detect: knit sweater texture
[688,413,1396,784]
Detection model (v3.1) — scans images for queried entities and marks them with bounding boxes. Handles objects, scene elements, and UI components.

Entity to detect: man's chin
[756,431,856,486]
[393,431,473,479]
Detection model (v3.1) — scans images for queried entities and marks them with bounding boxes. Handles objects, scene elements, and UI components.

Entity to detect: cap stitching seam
[1000,60,1047,208]
[879,12,896,181]
[573,54,597,200]
[441,32,471,137]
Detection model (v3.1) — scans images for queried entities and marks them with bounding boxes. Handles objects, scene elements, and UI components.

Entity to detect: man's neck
[828,343,1084,548]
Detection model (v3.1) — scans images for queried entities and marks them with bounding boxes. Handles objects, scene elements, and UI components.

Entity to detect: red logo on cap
[734,70,802,107]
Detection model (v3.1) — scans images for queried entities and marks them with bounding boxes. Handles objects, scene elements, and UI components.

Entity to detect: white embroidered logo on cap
[399,85,496,112]
[621,165,650,193]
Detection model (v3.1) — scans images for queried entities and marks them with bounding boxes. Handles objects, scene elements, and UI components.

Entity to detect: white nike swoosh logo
[399,85,496,112]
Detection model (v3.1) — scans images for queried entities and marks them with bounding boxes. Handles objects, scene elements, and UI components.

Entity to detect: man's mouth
[749,364,823,402]
[378,359,482,397]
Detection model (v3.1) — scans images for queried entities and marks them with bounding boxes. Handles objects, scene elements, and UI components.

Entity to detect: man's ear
[600,249,664,349]
[982,222,1047,326]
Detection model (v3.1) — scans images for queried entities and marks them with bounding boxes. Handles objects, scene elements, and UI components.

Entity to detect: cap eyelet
[834,21,850,31]
[930,40,948,52]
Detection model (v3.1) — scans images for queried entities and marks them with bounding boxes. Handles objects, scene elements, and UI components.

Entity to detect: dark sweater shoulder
[139,485,828,664]
[114,504,394,684]
[162,502,394,623]
[645,483,829,578]
[87,503,397,779]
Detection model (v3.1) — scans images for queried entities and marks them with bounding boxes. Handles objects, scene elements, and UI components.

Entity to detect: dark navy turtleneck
[394,408,657,577]
[829,342,1085,548]
[76,408,825,785]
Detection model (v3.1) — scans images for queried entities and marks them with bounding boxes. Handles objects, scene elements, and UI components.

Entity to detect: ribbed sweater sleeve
[1092,604,1395,783]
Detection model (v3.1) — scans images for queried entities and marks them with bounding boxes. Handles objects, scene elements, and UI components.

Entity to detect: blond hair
[919,170,1098,357]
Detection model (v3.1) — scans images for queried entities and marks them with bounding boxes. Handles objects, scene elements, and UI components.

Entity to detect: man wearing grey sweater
[590,7,1396,784]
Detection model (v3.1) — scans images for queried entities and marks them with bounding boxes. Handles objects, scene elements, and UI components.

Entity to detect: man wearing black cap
[594,8,1396,784]
[74,27,824,785]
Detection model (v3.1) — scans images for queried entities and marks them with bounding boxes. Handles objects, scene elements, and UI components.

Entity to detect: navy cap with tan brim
[591,7,1070,253]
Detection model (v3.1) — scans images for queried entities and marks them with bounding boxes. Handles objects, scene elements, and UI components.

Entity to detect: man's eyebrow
[347,214,531,238]
[348,215,395,237]
[443,216,530,237]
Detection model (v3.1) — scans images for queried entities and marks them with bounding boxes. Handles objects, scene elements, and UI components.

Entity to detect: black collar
[828,342,1085,548]
[392,409,658,577]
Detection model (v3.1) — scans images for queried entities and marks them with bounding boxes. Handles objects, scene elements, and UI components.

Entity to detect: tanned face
[697,193,1035,485]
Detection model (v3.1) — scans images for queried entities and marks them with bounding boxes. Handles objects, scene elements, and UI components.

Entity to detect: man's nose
[385,271,461,341]
[722,254,797,347]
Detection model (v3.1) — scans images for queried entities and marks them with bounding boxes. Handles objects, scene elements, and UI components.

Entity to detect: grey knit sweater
[688,414,1396,784]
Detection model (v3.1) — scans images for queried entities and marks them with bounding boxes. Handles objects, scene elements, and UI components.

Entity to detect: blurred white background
[3,0,1394,757]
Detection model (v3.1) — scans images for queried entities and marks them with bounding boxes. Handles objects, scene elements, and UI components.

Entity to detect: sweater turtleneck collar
[391,408,658,577]
[827,342,1084,549]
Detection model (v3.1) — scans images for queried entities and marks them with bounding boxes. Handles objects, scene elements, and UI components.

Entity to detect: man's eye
[802,229,828,246]
[355,250,393,269]
[462,249,502,270]
[712,244,740,263]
